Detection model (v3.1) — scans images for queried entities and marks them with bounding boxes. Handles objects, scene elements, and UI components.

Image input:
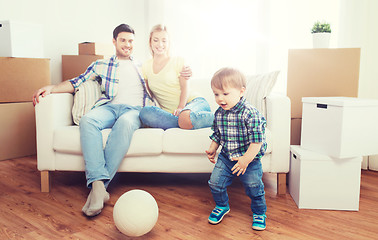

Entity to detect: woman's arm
[174,74,189,116]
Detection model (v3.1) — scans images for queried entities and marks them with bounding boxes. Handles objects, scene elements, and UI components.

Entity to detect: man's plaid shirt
[210,97,267,160]
[69,55,152,108]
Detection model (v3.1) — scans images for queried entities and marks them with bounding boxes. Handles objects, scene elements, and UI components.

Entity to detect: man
[32,24,191,217]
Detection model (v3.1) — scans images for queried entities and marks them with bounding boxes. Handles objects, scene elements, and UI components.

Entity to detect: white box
[289,145,362,211]
[301,97,378,158]
[0,20,44,58]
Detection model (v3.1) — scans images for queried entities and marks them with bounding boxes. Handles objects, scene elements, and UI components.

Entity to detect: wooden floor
[0,156,377,240]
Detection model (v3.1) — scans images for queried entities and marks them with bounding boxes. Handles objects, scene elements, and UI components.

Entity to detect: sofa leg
[41,171,50,193]
[277,173,287,195]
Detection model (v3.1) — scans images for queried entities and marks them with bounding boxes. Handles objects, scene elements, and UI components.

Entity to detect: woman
[140,24,213,130]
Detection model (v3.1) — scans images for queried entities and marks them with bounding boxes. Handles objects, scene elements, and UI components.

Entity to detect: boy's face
[113,31,134,59]
[212,85,245,110]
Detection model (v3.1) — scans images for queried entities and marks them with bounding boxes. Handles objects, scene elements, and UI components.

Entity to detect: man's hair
[113,24,135,40]
[211,67,246,90]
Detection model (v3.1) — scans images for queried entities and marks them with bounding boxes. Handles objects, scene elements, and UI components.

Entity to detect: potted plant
[311,21,331,48]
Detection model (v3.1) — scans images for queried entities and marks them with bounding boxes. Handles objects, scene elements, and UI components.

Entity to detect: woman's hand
[179,65,192,81]
[173,108,183,116]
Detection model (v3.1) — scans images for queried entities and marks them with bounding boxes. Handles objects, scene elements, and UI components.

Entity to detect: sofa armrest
[35,93,74,171]
[265,94,291,172]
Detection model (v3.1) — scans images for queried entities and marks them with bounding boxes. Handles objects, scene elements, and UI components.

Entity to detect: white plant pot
[312,32,331,48]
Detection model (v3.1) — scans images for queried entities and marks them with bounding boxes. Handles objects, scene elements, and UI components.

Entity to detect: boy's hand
[231,155,251,176]
[205,150,216,164]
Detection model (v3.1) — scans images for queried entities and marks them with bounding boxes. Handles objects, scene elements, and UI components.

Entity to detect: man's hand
[32,85,54,106]
[179,65,192,81]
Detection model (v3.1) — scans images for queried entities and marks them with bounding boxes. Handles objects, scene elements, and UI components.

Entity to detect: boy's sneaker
[252,213,267,231]
[208,205,230,224]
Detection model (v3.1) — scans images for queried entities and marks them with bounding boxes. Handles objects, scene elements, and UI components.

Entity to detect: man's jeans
[139,97,214,130]
[208,152,267,215]
[79,103,142,188]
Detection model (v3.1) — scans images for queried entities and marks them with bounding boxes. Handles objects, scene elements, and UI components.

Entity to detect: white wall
[338,0,378,99]
[0,0,147,84]
[1,0,377,97]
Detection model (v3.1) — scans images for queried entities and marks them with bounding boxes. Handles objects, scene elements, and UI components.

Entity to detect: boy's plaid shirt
[210,97,267,160]
[69,55,153,108]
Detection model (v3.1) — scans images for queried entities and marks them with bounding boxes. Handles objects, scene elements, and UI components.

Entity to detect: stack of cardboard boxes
[287,48,361,145]
[0,20,50,160]
[286,48,374,211]
[61,42,114,81]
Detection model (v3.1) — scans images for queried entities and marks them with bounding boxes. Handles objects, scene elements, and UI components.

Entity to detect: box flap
[302,97,378,107]
[291,145,332,161]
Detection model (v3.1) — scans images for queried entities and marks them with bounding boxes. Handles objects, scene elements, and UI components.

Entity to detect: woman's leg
[179,97,214,129]
[139,106,179,130]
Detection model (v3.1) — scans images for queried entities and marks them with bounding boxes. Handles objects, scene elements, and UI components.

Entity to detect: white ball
[113,189,159,237]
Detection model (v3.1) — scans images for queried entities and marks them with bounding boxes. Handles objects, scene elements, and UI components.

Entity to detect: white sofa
[35,78,291,194]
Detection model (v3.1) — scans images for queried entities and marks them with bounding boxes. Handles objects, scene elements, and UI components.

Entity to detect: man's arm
[32,80,74,106]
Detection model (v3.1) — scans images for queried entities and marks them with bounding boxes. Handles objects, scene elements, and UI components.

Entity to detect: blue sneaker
[208,205,230,224]
[252,214,267,231]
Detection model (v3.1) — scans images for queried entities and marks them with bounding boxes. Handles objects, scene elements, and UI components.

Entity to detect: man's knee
[178,110,193,129]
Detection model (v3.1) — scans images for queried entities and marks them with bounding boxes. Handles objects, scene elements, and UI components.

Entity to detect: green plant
[311,21,331,33]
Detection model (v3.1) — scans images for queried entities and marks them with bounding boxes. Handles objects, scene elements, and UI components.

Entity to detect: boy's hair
[211,67,246,90]
[113,24,135,40]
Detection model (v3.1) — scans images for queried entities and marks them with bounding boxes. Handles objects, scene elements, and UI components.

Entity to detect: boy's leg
[208,154,234,224]
[139,106,178,130]
[239,160,266,215]
[239,160,267,230]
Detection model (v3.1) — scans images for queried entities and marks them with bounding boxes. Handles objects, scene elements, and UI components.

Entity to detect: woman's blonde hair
[211,67,246,90]
[149,24,170,56]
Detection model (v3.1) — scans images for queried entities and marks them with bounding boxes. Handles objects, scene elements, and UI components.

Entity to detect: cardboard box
[289,145,362,211]
[78,42,114,56]
[0,20,44,58]
[287,48,360,119]
[301,97,378,158]
[0,102,36,160]
[290,118,302,145]
[62,55,104,81]
[368,155,378,171]
[0,57,50,103]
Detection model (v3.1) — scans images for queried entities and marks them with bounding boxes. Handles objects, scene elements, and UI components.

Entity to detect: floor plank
[0,156,377,240]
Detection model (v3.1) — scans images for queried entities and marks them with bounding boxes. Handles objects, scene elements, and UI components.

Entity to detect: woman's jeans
[208,152,267,215]
[139,97,214,130]
[79,103,142,189]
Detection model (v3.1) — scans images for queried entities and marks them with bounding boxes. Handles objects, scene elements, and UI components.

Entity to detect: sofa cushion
[53,126,164,156]
[162,127,272,154]
[244,71,279,118]
[72,79,102,125]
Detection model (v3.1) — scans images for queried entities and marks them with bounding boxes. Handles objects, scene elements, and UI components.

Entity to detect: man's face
[113,32,134,59]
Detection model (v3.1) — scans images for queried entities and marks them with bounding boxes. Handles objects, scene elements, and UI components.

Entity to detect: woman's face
[150,30,169,56]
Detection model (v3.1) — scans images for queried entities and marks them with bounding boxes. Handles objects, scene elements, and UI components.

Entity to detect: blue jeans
[139,97,214,130]
[208,152,267,215]
[79,103,142,189]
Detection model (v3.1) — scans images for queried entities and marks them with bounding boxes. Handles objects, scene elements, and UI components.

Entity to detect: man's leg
[103,106,142,188]
[79,104,117,216]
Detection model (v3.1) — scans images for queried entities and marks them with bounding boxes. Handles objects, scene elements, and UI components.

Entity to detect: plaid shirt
[69,55,153,108]
[210,97,267,160]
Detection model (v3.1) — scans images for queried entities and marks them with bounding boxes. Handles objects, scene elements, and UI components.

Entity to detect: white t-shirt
[111,59,144,106]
